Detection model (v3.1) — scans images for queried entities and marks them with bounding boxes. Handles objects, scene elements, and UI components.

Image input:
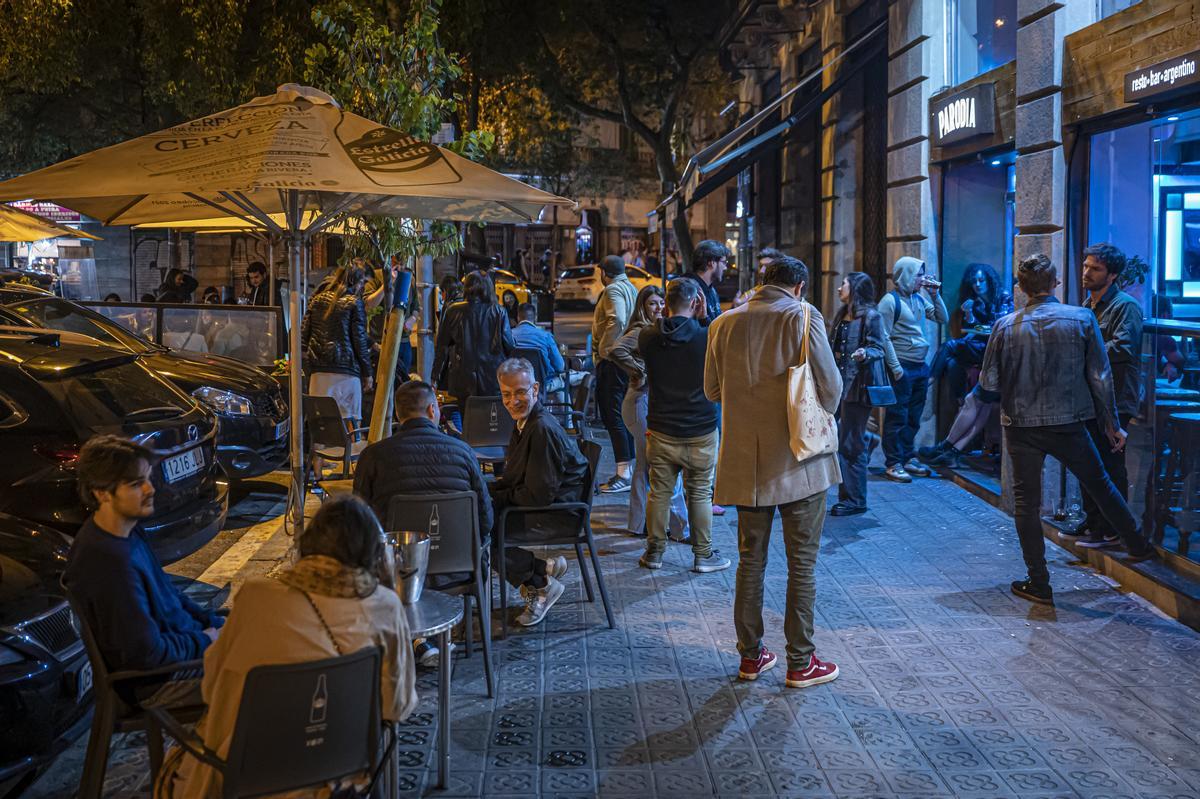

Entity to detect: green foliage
[1117,255,1150,291]
[304,0,494,274]
[0,0,315,173]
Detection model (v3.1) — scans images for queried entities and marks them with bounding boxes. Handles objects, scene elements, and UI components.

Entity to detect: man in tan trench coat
[705,255,844,689]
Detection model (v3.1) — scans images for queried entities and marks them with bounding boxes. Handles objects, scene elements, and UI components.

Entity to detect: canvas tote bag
[787,303,838,461]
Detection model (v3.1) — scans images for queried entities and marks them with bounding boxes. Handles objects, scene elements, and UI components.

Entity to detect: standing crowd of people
[58,234,1163,795]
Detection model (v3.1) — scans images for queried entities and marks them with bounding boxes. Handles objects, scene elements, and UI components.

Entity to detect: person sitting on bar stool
[64,435,223,710]
[354,380,493,667]
[489,358,589,627]
[154,496,418,799]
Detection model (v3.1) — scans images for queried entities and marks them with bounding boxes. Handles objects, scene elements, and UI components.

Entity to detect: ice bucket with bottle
[388,531,430,604]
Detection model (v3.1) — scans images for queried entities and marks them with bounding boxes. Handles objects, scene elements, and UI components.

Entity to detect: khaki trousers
[645,429,718,558]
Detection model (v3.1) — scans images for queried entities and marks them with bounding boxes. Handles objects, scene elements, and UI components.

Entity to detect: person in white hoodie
[876,256,949,483]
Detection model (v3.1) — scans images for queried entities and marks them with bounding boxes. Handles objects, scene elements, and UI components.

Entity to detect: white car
[553,264,662,307]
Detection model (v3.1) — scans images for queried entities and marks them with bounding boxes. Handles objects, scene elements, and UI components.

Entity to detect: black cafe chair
[386,491,496,697]
[64,583,205,799]
[494,439,614,638]
[462,395,514,466]
[304,394,370,485]
[149,648,397,799]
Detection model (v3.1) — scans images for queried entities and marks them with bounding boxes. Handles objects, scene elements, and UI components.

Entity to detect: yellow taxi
[462,268,532,311]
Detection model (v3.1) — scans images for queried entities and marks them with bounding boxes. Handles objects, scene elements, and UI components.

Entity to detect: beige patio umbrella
[0,203,101,242]
[0,83,572,533]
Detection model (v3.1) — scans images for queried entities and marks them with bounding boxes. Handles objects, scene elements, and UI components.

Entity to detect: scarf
[275,554,378,599]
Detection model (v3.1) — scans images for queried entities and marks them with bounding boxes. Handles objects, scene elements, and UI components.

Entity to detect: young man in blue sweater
[64,435,222,705]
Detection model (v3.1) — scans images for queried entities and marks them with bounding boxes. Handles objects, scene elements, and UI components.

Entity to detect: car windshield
[49,360,191,430]
[560,268,596,280]
[627,267,648,279]
[3,298,155,353]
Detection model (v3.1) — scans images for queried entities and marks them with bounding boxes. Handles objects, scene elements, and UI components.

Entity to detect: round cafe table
[403,590,463,790]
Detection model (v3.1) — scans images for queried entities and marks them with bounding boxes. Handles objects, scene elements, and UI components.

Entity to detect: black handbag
[864,359,897,407]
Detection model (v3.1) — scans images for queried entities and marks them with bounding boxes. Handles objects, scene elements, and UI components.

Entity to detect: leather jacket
[832,308,886,404]
[433,300,517,401]
[300,290,372,377]
[978,296,1119,431]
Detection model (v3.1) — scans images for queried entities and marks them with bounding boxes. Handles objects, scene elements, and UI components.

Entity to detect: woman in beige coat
[155,496,419,799]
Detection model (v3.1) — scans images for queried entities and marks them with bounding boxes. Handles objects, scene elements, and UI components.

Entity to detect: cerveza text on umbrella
[153,120,309,151]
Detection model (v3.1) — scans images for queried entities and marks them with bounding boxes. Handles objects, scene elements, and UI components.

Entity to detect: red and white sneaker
[738,647,778,681]
[785,654,840,688]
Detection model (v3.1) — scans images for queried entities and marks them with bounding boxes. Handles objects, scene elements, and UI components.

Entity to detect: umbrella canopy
[0,203,101,242]
[0,84,571,227]
[0,84,572,536]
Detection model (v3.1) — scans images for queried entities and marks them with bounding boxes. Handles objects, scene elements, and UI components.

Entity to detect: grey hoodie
[877,256,949,364]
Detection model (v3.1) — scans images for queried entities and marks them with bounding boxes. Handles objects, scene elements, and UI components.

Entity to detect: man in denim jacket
[978,254,1155,605]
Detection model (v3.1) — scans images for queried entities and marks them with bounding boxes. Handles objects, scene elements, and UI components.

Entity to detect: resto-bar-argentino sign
[1125,51,1200,103]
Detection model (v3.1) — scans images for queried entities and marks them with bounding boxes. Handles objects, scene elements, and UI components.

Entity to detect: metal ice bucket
[387,531,430,604]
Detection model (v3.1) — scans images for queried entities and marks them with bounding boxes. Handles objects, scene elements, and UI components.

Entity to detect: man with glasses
[489,358,589,626]
[677,240,730,325]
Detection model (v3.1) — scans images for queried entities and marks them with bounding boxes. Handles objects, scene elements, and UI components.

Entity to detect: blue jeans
[883,360,930,467]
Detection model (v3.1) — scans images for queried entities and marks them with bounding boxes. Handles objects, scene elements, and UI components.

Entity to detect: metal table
[403,590,463,790]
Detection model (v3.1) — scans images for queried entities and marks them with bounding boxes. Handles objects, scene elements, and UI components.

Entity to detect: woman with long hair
[609,285,689,538]
[920,263,1013,466]
[155,495,418,798]
[300,262,373,422]
[432,269,517,403]
[830,272,887,517]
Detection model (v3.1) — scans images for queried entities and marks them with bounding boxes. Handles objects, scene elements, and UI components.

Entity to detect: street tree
[512,0,731,270]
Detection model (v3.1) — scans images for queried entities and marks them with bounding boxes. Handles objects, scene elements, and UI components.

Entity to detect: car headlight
[192,386,253,415]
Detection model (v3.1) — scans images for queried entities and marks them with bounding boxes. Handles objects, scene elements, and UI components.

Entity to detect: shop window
[1087,109,1200,317]
[947,0,1017,85]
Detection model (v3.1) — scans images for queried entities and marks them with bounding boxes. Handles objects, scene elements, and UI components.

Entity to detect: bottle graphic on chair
[310,674,328,724]
[429,505,440,543]
[489,403,498,432]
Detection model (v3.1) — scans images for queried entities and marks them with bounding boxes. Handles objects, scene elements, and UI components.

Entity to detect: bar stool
[1160,412,1200,558]
[1147,401,1200,541]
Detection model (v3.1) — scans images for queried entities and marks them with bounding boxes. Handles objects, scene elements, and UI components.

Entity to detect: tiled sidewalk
[29,459,1200,798]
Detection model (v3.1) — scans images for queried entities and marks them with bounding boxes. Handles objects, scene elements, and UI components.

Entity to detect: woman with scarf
[830,272,887,517]
[608,285,689,539]
[155,496,418,799]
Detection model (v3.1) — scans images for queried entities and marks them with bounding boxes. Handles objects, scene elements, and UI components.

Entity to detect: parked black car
[0,514,90,797]
[0,285,288,480]
[0,328,228,564]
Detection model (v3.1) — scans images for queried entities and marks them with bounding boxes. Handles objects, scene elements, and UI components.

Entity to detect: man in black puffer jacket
[353,381,493,534]
[301,264,374,421]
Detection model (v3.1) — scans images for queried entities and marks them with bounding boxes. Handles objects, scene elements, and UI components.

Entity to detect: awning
[676,21,886,209]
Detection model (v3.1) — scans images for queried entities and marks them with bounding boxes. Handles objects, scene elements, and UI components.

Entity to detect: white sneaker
[516,576,565,626]
[884,465,913,483]
[543,555,569,580]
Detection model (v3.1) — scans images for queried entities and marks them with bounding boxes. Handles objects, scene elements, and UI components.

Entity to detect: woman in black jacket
[301,264,374,421]
[830,272,886,517]
[433,270,517,404]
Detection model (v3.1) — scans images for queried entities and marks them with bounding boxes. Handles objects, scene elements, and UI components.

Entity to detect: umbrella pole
[286,194,305,536]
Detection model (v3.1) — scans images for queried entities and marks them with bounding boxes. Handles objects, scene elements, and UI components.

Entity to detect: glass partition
[84,302,284,368]
[946,0,1017,85]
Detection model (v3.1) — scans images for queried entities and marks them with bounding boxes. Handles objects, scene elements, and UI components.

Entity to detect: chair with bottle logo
[304,394,370,484]
[148,647,398,798]
[462,395,514,467]
[63,581,205,799]
[494,438,614,639]
[386,490,496,697]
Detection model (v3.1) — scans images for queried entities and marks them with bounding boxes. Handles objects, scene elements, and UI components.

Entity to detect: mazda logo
[187,424,199,442]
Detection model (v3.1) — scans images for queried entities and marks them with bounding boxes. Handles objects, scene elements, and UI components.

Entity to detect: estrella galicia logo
[343,127,443,177]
